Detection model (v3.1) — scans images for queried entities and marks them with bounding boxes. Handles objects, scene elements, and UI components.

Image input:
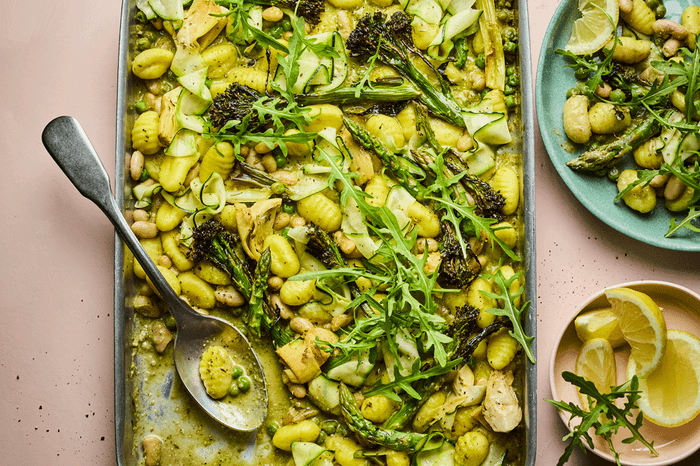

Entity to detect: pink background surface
[1,0,699,465]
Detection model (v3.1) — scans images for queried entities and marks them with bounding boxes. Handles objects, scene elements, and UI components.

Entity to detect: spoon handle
[42,116,195,321]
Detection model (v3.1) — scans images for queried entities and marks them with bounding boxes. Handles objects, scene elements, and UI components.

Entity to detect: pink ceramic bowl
[549,280,700,466]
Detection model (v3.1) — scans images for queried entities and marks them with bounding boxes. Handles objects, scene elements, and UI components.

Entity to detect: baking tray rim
[112,0,537,463]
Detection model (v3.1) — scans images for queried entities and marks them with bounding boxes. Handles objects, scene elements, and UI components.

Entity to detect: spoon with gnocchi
[42,115,268,432]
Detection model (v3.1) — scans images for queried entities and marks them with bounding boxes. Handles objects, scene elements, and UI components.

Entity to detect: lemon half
[605,287,666,377]
[627,329,700,427]
[565,0,619,55]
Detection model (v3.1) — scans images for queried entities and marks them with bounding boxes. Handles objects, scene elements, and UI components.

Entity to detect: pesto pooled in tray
[127,0,531,464]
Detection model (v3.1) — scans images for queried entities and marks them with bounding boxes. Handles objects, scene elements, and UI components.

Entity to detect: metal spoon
[42,116,268,432]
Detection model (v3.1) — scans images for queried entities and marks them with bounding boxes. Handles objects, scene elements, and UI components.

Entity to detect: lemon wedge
[574,308,626,347]
[575,338,617,410]
[627,329,700,427]
[565,0,619,55]
[605,288,666,377]
[604,287,666,377]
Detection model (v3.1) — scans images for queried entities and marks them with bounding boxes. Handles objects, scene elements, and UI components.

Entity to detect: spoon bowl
[42,115,268,432]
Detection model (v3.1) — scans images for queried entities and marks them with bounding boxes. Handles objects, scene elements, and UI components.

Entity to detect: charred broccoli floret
[208,83,270,130]
[437,222,481,289]
[248,0,325,25]
[189,219,292,344]
[346,12,465,128]
[447,304,507,361]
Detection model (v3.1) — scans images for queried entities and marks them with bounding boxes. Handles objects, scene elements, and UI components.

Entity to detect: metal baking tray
[113,0,537,463]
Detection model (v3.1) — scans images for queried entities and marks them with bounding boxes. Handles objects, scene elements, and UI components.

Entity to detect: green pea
[335,424,349,437]
[266,422,280,436]
[271,181,286,194]
[575,81,589,93]
[504,41,517,53]
[497,10,510,22]
[237,375,252,392]
[655,4,666,18]
[135,100,150,113]
[320,419,338,434]
[281,227,291,241]
[504,84,515,96]
[274,153,287,169]
[281,18,292,31]
[475,53,486,69]
[231,365,244,379]
[609,89,626,103]
[135,11,148,23]
[507,74,519,87]
[228,383,240,397]
[164,314,176,329]
[506,66,515,76]
[138,168,150,182]
[646,0,659,8]
[282,202,295,215]
[270,25,284,39]
[505,95,516,108]
[136,37,151,51]
[574,68,589,80]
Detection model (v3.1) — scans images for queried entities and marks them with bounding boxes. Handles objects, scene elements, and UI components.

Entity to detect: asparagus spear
[295,82,421,105]
[566,117,661,173]
[247,247,271,337]
[342,116,425,198]
[339,383,436,452]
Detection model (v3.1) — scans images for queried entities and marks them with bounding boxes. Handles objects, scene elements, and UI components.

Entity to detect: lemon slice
[575,338,617,410]
[574,308,626,347]
[565,0,619,55]
[605,287,666,377]
[627,329,700,427]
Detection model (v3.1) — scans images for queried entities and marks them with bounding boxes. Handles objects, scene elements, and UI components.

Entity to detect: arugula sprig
[209,104,316,156]
[273,13,339,101]
[546,372,657,466]
[291,139,456,399]
[363,359,462,402]
[480,268,535,363]
[214,0,289,53]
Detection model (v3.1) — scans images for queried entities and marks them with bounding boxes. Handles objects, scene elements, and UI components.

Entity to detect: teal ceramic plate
[535,0,700,251]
